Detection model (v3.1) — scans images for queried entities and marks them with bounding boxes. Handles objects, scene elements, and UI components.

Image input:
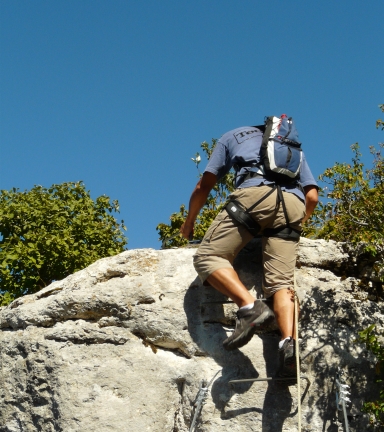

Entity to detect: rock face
[0,238,383,432]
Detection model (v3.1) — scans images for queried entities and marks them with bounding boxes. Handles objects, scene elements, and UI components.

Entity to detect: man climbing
[180,116,318,377]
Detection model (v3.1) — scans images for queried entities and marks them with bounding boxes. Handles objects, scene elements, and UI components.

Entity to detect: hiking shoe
[254,299,278,334]
[223,300,275,351]
[277,337,298,378]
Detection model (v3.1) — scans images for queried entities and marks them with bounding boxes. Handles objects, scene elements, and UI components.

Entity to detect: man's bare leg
[273,288,296,339]
[274,288,299,377]
[206,268,255,307]
[207,267,275,351]
[208,270,296,340]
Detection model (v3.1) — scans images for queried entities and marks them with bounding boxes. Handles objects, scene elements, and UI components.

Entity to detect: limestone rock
[0,239,383,431]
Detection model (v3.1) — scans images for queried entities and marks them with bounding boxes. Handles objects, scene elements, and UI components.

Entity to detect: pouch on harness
[226,115,303,241]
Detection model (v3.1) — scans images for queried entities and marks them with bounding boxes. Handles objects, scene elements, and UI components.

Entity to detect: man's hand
[180,220,194,240]
[180,172,217,240]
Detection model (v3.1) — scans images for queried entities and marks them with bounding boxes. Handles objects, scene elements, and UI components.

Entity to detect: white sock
[279,337,292,349]
[239,302,254,311]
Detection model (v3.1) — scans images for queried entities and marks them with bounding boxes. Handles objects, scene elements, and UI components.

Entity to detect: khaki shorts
[193,185,306,297]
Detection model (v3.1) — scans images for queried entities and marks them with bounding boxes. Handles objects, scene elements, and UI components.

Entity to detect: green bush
[357,324,384,428]
[0,181,127,305]
[303,142,384,254]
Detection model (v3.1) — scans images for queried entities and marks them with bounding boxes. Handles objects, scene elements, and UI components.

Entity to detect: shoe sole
[223,312,275,351]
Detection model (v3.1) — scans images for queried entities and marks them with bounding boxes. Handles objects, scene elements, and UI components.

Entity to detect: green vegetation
[376,104,384,131]
[303,142,383,256]
[357,324,384,428]
[0,181,127,306]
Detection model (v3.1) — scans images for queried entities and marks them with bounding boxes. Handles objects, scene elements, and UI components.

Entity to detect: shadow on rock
[184,278,259,412]
[184,239,303,429]
[261,333,293,431]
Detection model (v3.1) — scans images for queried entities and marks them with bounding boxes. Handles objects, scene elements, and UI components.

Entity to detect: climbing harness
[225,184,276,237]
[189,370,221,432]
[225,184,301,240]
[335,368,351,432]
[229,115,304,241]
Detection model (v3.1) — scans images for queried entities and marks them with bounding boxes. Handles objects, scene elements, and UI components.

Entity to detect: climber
[180,117,318,377]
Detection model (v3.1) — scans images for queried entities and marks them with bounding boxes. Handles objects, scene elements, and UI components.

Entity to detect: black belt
[242,172,265,182]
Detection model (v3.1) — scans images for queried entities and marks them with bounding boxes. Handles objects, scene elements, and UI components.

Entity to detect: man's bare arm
[180,172,217,239]
[302,185,318,224]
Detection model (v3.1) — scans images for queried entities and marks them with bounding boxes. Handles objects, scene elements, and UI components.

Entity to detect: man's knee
[193,253,233,285]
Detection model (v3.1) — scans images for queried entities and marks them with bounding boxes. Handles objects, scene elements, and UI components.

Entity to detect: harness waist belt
[242,172,265,181]
[263,226,301,240]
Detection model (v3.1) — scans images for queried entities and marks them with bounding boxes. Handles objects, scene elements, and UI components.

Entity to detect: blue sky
[1,1,383,250]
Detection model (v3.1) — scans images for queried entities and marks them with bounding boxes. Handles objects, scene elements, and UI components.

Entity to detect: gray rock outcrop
[0,238,383,431]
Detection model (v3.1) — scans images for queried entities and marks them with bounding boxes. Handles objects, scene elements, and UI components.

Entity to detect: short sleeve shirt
[204,126,318,201]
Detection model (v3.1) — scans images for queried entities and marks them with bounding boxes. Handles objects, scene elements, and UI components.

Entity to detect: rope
[294,270,301,432]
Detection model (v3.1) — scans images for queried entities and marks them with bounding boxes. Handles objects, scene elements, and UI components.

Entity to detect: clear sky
[1,1,383,250]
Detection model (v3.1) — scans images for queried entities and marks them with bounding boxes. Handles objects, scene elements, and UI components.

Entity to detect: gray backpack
[259,115,302,184]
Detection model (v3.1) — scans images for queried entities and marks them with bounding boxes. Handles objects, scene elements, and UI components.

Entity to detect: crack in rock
[132,330,193,359]
[44,320,131,345]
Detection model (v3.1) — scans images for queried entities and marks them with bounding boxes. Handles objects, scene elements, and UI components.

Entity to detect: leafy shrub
[303,142,383,256]
[357,324,384,428]
[0,181,127,305]
[302,105,384,297]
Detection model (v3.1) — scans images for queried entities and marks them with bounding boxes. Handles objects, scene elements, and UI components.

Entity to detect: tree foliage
[304,143,383,250]
[0,181,127,305]
[304,105,384,262]
[357,324,384,428]
[376,104,384,131]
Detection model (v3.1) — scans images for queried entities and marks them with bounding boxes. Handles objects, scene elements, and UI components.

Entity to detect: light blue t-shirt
[204,125,318,201]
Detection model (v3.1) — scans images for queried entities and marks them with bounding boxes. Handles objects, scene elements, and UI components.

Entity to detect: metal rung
[201,300,234,304]
[229,375,309,386]
[202,299,272,305]
[229,375,311,405]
